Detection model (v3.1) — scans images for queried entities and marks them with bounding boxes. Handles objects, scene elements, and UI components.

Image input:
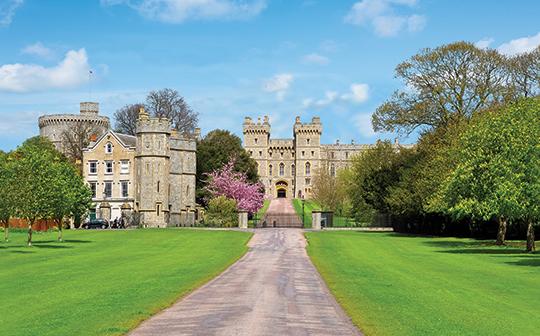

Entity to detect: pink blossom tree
[206,159,265,214]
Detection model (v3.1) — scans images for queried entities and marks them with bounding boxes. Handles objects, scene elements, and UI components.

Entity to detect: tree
[113,103,144,135]
[12,137,59,246]
[372,42,510,134]
[205,159,265,214]
[311,162,347,214]
[508,46,540,98]
[0,151,14,241]
[205,196,238,227]
[61,122,99,172]
[196,129,259,203]
[113,89,198,136]
[436,98,540,251]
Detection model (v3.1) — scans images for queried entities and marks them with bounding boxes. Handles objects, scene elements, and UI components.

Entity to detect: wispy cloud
[0,49,92,93]
[303,83,369,109]
[345,0,426,37]
[302,53,330,65]
[353,113,376,137]
[262,73,294,101]
[474,37,494,50]
[102,0,267,23]
[0,0,23,27]
[497,32,540,56]
[21,42,54,59]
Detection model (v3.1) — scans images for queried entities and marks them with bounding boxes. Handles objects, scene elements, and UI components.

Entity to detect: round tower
[135,107,171,228]
[38,102,110,150]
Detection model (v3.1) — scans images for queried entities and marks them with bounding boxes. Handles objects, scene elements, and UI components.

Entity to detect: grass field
[292,199,319,227]
[249,199,270,227]
[306,231,540,336]
[0,229,251,336]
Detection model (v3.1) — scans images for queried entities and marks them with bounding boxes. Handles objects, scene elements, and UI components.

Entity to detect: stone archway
[275,180,288,198]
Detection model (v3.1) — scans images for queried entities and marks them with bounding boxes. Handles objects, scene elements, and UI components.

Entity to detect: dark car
[84,219,109,229]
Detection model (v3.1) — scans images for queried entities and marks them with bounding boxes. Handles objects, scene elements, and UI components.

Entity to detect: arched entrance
[276,181,288,198]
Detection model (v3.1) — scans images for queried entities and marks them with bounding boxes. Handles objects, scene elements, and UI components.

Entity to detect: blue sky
[0,0,539,151]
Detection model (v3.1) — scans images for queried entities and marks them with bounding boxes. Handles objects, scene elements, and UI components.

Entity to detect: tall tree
[436,98,540,250]
[113,89,198,136]
[113,103,144,135]
[196,129,259,204]
[372,42,510,134]
[508,46,540,98]
[0,151,14,241]
[311,162,347,213]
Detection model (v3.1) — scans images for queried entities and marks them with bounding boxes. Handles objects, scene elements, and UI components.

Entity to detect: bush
[205,196,238,227]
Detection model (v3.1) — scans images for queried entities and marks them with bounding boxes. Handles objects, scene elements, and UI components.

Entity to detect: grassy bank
[306,231,540,336]
[0,229,251,336]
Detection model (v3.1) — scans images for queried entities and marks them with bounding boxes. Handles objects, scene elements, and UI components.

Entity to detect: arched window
[105,142,113,153]
[269,164,273,176]
[330,163,336,177]
[291,164,296,176]
[279,163,285,176]
[305,162,311,176]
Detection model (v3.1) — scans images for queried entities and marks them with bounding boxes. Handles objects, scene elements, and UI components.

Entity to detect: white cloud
[353,113,376,137]
[304,83,369,109]
[21,42,53,59]
[303,53,330,65]
[0,0,23,27]
[263,73,294,101]
[0,49,91,93]
[345,0,425,37]
[497,32,540,56]
[103,0,267,23]
[475,37,494,50]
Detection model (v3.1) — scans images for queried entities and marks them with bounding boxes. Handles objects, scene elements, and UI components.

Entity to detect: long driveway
[130,228,361,336]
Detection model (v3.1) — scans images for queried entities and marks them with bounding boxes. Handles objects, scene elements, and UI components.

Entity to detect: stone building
[40,102,197,227]
[243,115,403,199]
[38,102,110,152]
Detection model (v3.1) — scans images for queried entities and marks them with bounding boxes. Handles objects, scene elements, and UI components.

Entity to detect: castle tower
[38,102,110,151]
[294,116,322,199]
[243,115,271,180]
[135,107,171,228]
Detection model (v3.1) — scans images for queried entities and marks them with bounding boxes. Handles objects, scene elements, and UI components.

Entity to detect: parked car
[84,219,109,229]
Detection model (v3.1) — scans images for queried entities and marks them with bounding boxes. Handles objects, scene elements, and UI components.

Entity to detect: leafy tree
[12,137,59,246]
[349,141,413,222]
[205,196,238,227]
[372,42,510,134]
[61,122,99,172]
[436,98,540,251]
[206,159,264,214]
[507,46,540,98]
[0,151,15,241]
[113,89,198,135]
[312,162,347,214]
[196,129,259,203]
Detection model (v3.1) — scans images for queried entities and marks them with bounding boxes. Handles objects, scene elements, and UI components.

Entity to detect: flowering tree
[206,159,265,214]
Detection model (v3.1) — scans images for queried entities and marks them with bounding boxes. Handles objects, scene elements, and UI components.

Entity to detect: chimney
[351,139,355,145]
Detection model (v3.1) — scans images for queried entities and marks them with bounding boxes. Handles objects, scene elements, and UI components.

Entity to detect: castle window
[291,164,296,176]
[105,142,113,154]
[156,203,161,217]
[120,160,129,174]
[305,162,311,176]
[89,161,97,174]
[331,152,335,159]
[157,181,160,193]
[254,138,258,144]
[301,151,305,157]
[305,178,311,185]
[279,163,285,176]
[104,181,112,198]
[345,152,349,159]
[269,164,273,176]
[311,151,314,157]
[280,152,283,158]
[330,164,336,177]
[89,182,97,198]
[121,181,129,198]
[307,138,310,145]
[105,161,113,174]
[259,151,262,157]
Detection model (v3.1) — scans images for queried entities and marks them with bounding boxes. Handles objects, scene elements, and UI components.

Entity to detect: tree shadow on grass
[64,239,92,244]
[503,253,540,267]
[33,244,72,249]
[424,240,527,255]
[9,250,35,254]
[438,248,524,255]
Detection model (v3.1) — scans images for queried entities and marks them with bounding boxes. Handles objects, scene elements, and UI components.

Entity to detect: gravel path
[130,228,361,336]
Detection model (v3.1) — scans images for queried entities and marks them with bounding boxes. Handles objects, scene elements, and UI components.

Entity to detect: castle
[39,102,197,227]
[243,115,378,199]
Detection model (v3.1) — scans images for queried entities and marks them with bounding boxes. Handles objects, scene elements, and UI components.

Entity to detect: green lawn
[0,229,251,336]
[306,231,540,336]
[292,198,319,227]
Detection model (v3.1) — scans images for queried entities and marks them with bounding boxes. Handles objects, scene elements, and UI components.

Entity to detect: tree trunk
[526,220,536,253]
[27,221,33,247]
[496,216,507,245]
[57,219,63,242]
[4,221,8,242]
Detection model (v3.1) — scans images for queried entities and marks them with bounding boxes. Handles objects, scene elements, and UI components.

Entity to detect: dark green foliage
[204,196,238,227]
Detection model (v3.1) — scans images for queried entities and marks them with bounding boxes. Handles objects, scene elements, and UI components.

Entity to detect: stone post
[99,202,111,221]
[238,211,248,229]
[312,210,322,230]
